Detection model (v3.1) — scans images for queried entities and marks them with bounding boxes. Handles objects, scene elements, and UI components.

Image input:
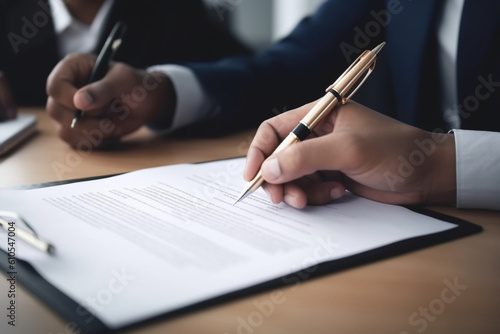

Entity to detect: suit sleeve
[182,0,377,135]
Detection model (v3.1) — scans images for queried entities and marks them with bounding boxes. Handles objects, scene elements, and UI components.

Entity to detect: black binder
[0,175,483,333]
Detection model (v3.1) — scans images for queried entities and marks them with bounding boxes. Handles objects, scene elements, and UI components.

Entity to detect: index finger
[46,53,97,109]
[243,101,317,181]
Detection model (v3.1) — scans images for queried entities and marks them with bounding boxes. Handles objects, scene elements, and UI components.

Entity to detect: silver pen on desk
[0,211,55,254]
[234,42,386,204]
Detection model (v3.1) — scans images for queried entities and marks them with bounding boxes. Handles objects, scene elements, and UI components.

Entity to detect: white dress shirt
[147,65,216,132]
[49,0,115,57]
[453,130,500,210]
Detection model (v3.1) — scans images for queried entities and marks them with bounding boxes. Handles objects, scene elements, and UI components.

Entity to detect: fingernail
[330,187,344,200]
[262,157,281,181]
[79,91,94,108]
[284,194,299,208]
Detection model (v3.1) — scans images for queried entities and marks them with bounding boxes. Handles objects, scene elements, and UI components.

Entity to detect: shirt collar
[49,0,115,34]
[49,0,72,33]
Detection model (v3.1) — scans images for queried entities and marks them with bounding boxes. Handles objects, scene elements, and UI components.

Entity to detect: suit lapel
[386,0,438,125]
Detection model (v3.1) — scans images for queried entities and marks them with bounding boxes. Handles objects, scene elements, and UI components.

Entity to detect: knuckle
[46,99,67,120]
[45,98,56,116]
[257,120,269,132]
[46,99,62,119]
[254,121,275,144]
[46,81,59,98]
[258,118,275,133]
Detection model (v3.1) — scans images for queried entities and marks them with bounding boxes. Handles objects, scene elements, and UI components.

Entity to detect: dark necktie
[415,1,446,132]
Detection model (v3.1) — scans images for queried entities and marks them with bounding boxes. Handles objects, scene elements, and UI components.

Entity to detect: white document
[0,158,456,328]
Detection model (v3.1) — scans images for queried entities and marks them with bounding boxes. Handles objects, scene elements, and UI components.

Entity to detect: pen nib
[233,188,252,205]
[70,118,77,129]
[371,42,386,55]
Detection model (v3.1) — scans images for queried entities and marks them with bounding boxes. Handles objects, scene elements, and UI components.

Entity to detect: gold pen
[234,42,386,204]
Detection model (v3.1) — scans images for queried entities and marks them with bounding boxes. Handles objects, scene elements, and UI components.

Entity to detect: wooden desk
[1,109,499,334]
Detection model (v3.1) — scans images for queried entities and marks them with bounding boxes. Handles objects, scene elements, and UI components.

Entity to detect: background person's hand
[244,101,457,209]
[0,71,17,121]
[46,53,175,149]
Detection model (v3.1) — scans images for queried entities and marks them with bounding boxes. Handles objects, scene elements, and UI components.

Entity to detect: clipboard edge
[0,157,484,333]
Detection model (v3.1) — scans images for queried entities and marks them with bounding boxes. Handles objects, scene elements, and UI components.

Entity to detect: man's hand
[0,72,17,121]
[244,101,457,209]
[46,53,175,149]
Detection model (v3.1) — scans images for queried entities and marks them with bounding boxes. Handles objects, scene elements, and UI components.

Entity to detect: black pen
[70,21,127,128]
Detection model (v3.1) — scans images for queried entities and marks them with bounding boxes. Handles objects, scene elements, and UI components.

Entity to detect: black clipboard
[0,172,483,333]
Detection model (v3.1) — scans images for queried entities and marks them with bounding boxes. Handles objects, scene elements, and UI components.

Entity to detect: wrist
[424,132,457,205]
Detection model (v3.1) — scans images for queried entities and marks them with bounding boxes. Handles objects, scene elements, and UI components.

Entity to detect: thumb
[261,134,343,184]
[73,88,96,111]
[73,64,134,113]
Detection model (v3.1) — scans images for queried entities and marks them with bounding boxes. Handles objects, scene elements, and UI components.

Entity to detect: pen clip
[342,57,376,104]
[327,50,368,93]
[326,49,376,104]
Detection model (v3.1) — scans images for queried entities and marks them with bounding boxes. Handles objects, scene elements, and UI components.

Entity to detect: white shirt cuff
[147,64,215,132]
[452,129,500,210]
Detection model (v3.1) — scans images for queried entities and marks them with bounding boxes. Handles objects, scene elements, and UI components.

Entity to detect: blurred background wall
[204,0,327,51]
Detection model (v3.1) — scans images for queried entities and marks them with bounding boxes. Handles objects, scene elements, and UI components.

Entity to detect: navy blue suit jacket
[184,0,500,135]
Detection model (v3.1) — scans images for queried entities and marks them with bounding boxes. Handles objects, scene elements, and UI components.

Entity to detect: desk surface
[1,109,499,334]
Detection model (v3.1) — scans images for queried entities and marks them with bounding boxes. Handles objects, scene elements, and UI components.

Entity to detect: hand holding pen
[47,23,175,149]
[240,42,458,208]
[235,43,386,204]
